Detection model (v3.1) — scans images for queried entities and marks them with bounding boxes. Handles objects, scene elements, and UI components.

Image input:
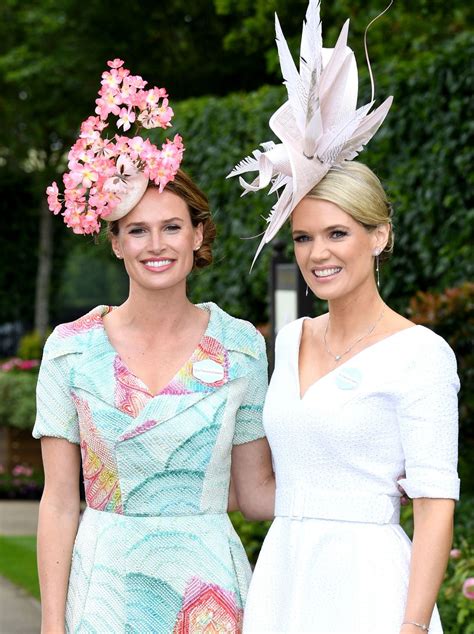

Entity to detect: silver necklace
[323,308,385,362]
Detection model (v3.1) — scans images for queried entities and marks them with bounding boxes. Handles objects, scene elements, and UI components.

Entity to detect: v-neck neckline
[99,303,213,398]
[295,317,420,400]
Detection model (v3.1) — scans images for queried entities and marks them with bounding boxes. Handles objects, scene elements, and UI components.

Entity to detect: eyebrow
[124,217,184,228]
[292,224,350,235]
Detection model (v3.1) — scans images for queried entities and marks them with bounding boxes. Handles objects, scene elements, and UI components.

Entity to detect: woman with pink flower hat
[229,2,460,633]
[35,59,274,633]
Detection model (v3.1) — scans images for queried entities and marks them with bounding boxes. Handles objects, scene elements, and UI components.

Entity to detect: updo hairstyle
[107,169,216,270]
[307,161,394,258]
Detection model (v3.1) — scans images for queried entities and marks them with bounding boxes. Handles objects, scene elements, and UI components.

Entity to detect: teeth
[144,260,172,268]
[314,267,341,278]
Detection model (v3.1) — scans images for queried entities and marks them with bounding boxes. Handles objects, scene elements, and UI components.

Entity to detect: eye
[129,227,146,235]
[293,234,311,243]
[330,230,348,239]
[164,224,182,232]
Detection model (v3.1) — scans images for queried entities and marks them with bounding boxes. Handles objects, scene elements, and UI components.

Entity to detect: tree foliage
[0,0,270,171]
[215,0,473,78]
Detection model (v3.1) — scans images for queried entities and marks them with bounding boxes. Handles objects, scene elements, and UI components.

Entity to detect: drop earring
[373,249,381,288]
[305,285,309,297]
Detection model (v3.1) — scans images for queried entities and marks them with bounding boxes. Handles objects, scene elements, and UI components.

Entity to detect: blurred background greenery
[0,1,473,630]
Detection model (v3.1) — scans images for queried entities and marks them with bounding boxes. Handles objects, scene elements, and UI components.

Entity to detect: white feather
[227,154,259,178]
[336,97,393,161]
[261,141,276,152]
[320,50,356,129]
[318,102,373,161]
[269,173,290,194]
[299,0,322,86]
[275,13,306,134]
[303,68,323,157]
[239,175,261,194]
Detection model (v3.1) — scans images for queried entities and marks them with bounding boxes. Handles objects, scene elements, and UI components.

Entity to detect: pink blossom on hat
[47,59,184,234]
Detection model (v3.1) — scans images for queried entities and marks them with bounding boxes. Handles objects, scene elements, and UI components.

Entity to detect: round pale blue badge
[335,367,362,390]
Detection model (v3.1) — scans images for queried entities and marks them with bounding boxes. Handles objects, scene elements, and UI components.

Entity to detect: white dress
[243,320,460,634]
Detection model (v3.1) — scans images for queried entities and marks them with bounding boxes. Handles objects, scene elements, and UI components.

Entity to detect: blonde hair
[307,161,394,255]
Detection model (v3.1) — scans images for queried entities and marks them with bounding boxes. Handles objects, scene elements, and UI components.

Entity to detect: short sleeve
[397,335,460,500]
[232,331,268,445]
[32,333,80,444]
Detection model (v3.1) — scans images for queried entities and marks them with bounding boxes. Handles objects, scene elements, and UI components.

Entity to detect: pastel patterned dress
[33,302,268,634]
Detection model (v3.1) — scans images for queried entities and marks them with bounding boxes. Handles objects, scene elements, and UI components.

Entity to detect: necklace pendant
[335,354,341,361]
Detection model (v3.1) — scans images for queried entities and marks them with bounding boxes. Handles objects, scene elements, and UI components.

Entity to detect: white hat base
[105,171,149,222]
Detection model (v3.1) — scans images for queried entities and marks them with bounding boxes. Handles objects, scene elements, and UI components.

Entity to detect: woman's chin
[308,285,341,302]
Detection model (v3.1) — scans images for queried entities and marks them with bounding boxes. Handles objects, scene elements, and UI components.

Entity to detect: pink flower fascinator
[46,58,184,234]
[228,0,393,265]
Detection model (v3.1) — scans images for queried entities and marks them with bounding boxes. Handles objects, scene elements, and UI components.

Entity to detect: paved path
[0,501,41,632]
[0,576,40,633]
[0,501,39,536]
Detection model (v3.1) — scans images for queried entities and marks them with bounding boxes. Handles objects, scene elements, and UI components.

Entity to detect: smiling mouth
[313,267,342,278]
[142,259,174,269]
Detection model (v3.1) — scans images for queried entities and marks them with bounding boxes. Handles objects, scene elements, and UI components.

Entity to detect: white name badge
[192,359,225,384]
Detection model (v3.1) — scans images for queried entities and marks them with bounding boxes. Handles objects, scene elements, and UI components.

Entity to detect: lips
[313,267,342,278]
[141,258,174,270]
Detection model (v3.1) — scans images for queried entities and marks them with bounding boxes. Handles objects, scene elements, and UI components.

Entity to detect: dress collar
[50,301,260,360]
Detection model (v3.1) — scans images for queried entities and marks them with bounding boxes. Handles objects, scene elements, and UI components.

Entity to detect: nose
[147,228,165,253]
[309,237,330,262]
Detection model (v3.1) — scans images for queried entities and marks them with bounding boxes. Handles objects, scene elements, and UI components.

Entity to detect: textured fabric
[33,302,268,633]
[243,320,460,634]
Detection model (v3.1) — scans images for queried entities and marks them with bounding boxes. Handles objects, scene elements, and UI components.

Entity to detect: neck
[326,284,384,338]
[116,281,196,333]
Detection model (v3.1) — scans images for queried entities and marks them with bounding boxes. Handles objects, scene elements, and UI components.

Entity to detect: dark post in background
[269,240,314,371]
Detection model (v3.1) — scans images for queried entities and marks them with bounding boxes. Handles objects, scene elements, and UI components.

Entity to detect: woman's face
[112,187,203,294]
[291,197,388,302]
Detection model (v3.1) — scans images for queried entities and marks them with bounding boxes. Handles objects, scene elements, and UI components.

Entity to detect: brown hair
[307,161,394,257]
[107,169,216,269]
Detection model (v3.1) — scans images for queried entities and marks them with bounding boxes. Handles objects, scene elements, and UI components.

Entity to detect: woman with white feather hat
[229,2,460,632]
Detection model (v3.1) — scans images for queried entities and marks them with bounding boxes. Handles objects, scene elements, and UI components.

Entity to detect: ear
[372,223,390,254]
[111,235,123,259]
[193,222,204,251]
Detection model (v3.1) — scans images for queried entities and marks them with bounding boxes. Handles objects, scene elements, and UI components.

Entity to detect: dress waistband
[275,487,400,525]
[84,506,227,520]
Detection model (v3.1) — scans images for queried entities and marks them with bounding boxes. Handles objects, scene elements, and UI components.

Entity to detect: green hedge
[170,84,287,324]
[0,371,37,429]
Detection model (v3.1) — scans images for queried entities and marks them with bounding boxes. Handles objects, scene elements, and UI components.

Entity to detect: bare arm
[231,437,275,521]
[400,498,455,634]
[227,477,239,512]
[37,437,81,634]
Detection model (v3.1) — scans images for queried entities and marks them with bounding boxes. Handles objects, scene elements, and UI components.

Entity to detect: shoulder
[402,325,456,364]
[272,317,307,362]
[42,305,107,361]
[396,325,459,387]
[275,317,306,347]
[202,302,266,360]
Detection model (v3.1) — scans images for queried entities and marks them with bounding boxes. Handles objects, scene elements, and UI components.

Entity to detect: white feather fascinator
[228,0,393,265]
